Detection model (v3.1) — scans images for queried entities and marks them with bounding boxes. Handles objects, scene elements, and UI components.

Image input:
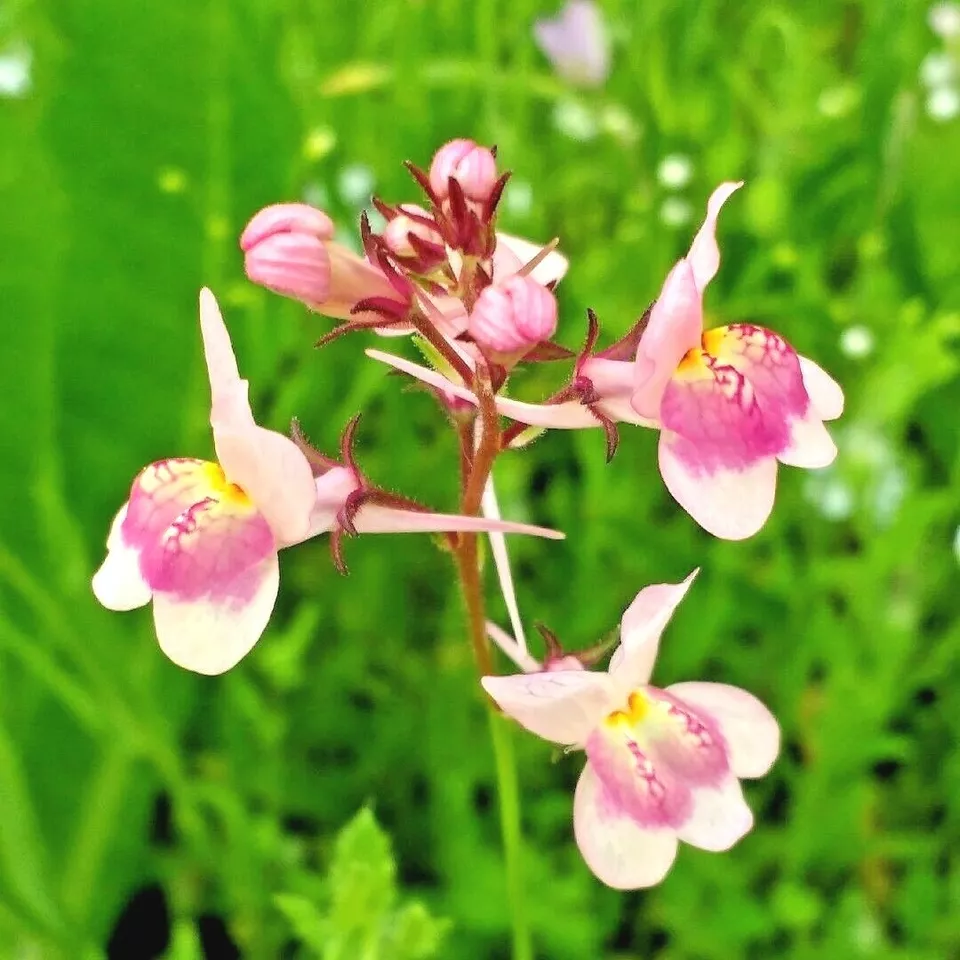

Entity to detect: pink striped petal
[138,495,275,603]
[154,553,280,675]
[631,261,703,421]
[676,776,754,852]
[92,505,152,611]
[494,232,569,287]
[667,682,780,778]
[658,432,778,540]
[481,671,615,745]
[609,571,698,690]
[573,762,679,889]
[799,356,844,420]
[685,182,742,292]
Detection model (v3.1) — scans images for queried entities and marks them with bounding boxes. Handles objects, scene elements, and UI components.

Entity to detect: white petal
[91,505,152,611]
[798,356,844,421]
[487,621,541,673]
[676,776,754,852]
[659,433,778,540]
[609,571,698,690]
[495,232,569,286]
[481,671,615,746]
[778,413,838,468]
[666,681,780,778]
[153,553,280,675]
[352,505,564,539]
[685,182,742,291]
[482,475,528,656]
[573,762,679,889]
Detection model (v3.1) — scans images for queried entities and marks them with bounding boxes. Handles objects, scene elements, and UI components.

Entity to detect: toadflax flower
[533,0,611,88]
[367,183,844,539]
[92,289,563,676]
[482,572,780,889]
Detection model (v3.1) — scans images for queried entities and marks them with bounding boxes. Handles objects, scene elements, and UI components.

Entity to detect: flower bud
[241,202,396,318]
[467,275,558,355]
[428,139,498,202]
[382,204,444,259]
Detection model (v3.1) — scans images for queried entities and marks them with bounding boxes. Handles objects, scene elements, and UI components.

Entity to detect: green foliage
[1,0,959,957]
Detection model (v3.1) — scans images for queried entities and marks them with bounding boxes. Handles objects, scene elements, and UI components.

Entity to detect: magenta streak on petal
[122,459,215,552]
[139,498,275,603]
[660,362,787,476]
[585,724,692,829]
[640,688,730,787]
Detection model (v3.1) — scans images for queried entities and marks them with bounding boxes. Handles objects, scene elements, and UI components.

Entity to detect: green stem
[487,710,534,960]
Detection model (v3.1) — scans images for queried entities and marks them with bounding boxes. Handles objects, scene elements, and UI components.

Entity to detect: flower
[630,183,843,538]
[92,290,564,675]
[467,274,559,357]
[428,139,499,203]
[534,0,611,88]
[241,203,399,320]
[367,183,844,539]
[482,572,780,889]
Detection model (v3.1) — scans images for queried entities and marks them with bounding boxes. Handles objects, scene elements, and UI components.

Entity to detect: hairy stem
[451,369,532,959]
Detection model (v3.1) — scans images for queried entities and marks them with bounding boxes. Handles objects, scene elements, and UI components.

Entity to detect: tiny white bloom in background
[337,164,376,207]
[952,525,960,563]
[657,154,694,190]
[600,104,640,145]
[920,51,957,89]
[552,99,600,141]
[929,1,960,39]
[0,42,32,99]
[302,181,330,210]
[534,0,611,88]
[659,196,693,227]
[503,179,534,218]
[839,325,875,359]
[926,85,960,121]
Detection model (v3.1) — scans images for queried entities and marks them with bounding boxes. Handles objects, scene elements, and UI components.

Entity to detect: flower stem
[488,709,534,960]
[452,370,533,959]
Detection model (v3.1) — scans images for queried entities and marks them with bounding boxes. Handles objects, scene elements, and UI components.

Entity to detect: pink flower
[241,203,398,319]
[468,274,559,356]
[534,1,611,88]
[482,572,780,889]
[92,290,564,676]
[630,183,844,539]
[428,139,499,203]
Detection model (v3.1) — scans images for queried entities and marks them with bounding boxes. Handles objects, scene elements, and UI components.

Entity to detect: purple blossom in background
[534,0,611,87]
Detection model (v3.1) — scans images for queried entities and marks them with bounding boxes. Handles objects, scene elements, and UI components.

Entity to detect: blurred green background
[2,0,959,956]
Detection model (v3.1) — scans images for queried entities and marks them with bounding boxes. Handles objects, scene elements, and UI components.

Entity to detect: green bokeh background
[2,0,959,956]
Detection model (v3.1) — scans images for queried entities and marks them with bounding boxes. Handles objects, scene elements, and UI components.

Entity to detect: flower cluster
[94,139,843,888]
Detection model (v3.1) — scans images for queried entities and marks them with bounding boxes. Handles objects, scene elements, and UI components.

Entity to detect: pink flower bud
[467,274,558,355]
[241,202,396,318]
[382,204,443,258]
[428,139,498,202]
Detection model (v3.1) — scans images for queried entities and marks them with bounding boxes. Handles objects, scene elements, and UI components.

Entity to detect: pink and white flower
[92,290,564,676]
[482,572,780,889]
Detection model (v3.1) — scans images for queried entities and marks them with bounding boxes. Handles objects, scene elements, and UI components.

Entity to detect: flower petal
[481,671,615,746]
[201,289,317,544]
[609,571,698,689]
[676,776,754,852]
[214,425,317,546]
[658,431,778,540]
[482,475,528,655]
[495,232,569,287]
[631,260,703,420]
[487,621,541,673]
[92,505,152,611]
[685,182,742,292]
[799,356,844,421]
[199,287,255,430]
[573,762,679,890]
[778,412,838,468]
[153,552,280,675]
[666,682,780,778]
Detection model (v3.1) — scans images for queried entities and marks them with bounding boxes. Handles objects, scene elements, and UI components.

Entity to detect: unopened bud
[382,204,444,259]
[428,139,498,202]
[467,274,558,355]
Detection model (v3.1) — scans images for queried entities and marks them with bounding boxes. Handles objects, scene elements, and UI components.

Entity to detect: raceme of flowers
[93,138,843,888]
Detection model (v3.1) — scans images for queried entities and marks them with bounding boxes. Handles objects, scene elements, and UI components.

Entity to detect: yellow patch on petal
[605,690,650,729]
[675,347,712,380]
[197,462,255,511]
